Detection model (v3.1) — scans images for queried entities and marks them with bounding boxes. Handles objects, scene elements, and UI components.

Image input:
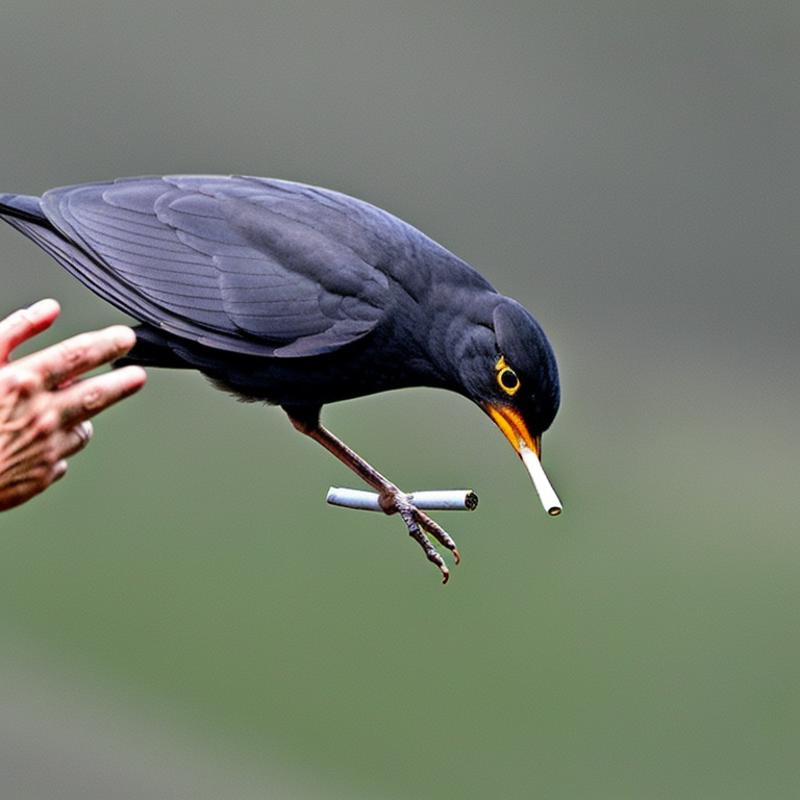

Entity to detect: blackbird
[1,175,560,582]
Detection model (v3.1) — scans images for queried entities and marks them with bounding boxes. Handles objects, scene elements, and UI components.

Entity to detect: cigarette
[326,487,479,512]
[519,444,562,516]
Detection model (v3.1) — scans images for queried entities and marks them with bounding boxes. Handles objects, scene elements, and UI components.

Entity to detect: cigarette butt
[326,487,479,512]
[519,445,563,516]
[408,490,479,511]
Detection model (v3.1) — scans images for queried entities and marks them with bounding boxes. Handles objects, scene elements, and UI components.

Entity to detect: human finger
[0,451,68,511]
[50,459,69,484]
[55,420,94,460]
[57,366,147,427]
[15,325,137,390]
[0,299,61,364]
[0,478,49,512]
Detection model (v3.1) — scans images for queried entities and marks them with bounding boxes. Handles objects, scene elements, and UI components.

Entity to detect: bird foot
[380,489,461,584]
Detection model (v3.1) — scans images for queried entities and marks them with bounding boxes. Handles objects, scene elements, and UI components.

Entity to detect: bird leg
[286,409,460,583]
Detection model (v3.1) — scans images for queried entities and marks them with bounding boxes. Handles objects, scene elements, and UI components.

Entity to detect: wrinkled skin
[0,299,147,512]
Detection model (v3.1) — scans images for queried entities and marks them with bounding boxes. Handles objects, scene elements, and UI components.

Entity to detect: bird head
[453,296,562,514]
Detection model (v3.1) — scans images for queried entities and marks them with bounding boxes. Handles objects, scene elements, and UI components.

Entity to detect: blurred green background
[1,1,798,798]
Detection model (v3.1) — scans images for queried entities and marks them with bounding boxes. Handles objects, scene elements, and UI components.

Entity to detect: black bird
[0,175,561,582]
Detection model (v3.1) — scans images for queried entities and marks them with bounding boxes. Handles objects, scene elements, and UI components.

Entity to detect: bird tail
[0,192,113,308]
[114,324,193,370]
[0,194,189,372]
[0,193,89,293]
[0,193,50,226]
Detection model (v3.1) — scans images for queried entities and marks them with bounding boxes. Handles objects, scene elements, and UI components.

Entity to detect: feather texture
[38,176,397,357]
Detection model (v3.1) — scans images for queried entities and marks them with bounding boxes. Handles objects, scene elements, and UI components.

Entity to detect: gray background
[1,2,798,798]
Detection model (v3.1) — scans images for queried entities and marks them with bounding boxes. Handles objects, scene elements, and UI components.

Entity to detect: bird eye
[495,356,520,396]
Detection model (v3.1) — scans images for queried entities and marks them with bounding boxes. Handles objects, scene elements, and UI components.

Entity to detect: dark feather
[37,176,399,358]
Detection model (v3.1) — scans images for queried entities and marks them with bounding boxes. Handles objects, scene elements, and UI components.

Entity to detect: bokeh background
[1,2,798,797]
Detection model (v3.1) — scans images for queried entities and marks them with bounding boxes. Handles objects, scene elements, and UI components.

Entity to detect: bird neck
[418,286,501,396]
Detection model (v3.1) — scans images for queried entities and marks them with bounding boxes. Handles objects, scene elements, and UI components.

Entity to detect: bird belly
[206,349,430,407]
[128,326,439,408]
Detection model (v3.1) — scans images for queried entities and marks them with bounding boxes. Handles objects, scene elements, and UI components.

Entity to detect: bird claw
[386,489,461,583]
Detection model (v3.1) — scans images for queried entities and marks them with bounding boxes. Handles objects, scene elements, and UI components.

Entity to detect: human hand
[0,299,147,512]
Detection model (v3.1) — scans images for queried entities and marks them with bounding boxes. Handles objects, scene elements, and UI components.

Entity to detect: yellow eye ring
[495,356,520,396]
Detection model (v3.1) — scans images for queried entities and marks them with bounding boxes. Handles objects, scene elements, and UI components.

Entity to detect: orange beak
[484,403,562,516]
[485,404,541,457]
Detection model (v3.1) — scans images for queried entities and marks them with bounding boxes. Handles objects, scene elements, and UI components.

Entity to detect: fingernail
[27,298,60,316]
[53,459,69,480]
[124,366,148,386]
[108,325,136,349]
[81,420,94,442]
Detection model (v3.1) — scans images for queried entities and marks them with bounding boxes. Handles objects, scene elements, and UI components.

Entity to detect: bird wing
[40,175,395,357]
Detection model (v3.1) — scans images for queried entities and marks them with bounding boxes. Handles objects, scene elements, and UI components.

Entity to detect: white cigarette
[408,490,479,511]
[326,487,479,512]
[519,444,562,516]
